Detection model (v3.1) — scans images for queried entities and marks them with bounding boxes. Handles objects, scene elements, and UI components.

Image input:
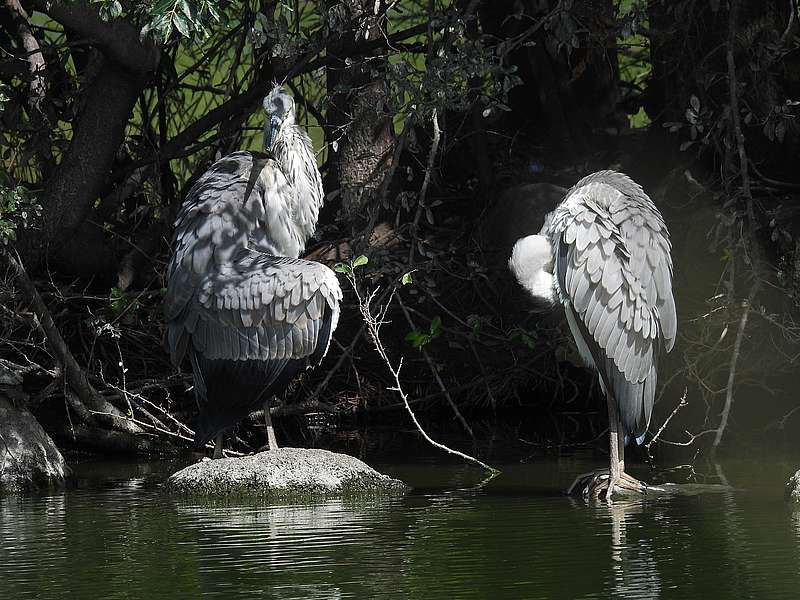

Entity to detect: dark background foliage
[2,0,799,464]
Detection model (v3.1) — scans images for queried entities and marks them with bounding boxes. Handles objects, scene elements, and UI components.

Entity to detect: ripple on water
[2,463,800,599]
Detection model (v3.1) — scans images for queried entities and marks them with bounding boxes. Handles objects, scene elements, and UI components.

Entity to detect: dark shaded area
[1,0,799,478]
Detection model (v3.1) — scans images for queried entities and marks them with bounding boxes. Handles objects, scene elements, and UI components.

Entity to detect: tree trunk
[18,1,159,277]
[326,0,395,222]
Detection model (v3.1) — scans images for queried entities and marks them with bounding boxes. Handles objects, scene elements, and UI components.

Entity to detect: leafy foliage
[334,255,369,276]
[140,0,222,41]
[405,315,442,350]
[0,185,40,246]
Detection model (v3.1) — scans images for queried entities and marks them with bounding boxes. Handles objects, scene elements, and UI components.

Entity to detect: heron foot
[567,469,651,501]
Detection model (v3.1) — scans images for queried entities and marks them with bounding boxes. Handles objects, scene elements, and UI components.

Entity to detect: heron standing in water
[509,171,676,499]
[164,85,341,458]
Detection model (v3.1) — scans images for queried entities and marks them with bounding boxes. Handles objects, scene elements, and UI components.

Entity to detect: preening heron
[164,85,341,458]
[509,171,676,499]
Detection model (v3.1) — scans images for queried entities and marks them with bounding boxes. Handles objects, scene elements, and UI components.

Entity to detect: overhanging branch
[34,0,159,73]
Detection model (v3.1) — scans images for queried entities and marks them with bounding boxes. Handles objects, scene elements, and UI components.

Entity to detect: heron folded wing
[551,171,676,439]
[181,254,342,366]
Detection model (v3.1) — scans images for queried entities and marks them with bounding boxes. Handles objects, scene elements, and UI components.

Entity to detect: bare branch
[645,388,688,451]
[396,295,475,440]
[344,269,498,474]
[711,293,754,456]
[4,0,46,110]
[1,250,141,435]
[408,108,441,268]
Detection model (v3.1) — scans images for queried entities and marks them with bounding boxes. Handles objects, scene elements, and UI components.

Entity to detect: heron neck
[272,125,324,248]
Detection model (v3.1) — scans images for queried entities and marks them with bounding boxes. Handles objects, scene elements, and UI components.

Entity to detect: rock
[785,470,800,504]
[0,395,66,493]
[164,447,409,499]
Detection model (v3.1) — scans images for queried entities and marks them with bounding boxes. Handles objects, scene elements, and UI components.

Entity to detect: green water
[2,454,799,599]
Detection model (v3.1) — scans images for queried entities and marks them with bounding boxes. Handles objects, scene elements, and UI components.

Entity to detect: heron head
[262,84,295,152]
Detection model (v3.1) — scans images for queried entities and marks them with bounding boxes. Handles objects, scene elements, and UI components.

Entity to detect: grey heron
[164,85,341,458]
[509,171,676,499]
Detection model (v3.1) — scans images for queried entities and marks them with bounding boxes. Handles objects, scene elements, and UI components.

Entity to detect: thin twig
[711,293,754,456]
[725,0,754,218]
[345,270,498,474]
[396,295,475,439]
[645,388,688,450]
[305,326,365,404]
[408,109,441,268]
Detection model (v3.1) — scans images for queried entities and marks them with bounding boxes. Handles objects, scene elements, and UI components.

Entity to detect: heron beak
[264,115,282,152]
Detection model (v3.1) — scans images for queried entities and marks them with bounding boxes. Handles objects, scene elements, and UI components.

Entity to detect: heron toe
[567,469,651,501]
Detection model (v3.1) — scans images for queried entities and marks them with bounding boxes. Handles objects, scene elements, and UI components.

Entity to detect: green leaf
[401,272,413,285]
[180,0,196,22]
[333,263,352,275]
[173,12,191,37]
[404,330,430,349]
[430,316,442,336]
[352,255,368,269]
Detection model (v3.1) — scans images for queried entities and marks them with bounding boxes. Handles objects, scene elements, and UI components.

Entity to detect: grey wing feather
[167,252,341,369]
[163,150,331,366]
[550,171,676,439]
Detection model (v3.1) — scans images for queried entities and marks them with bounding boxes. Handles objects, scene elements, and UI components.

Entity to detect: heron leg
[213,433,224,459]
[566,398,652,500]
[264,397,279,450]
[607,397,623,500]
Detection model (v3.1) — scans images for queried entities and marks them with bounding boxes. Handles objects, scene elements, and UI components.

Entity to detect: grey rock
[0,395,66,493]
[785,470,800,504]
[164,447,409,499]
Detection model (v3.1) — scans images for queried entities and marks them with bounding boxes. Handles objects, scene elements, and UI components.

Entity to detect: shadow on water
[3,454,800,599]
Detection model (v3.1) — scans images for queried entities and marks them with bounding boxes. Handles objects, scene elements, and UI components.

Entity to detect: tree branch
[408,108,441,268]
[344,270,498,474]
[4,0,46,110]
[34,0,159,73]
[710,291,755,457]
[397,295,475,440]
[116,22,429,177]
[2,250,141,435]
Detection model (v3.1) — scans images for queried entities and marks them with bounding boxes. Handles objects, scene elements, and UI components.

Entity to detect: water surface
[2,455,799,599]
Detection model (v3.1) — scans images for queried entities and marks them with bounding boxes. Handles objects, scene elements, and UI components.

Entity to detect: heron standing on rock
[164,85,341,458]
[509,171,676,499]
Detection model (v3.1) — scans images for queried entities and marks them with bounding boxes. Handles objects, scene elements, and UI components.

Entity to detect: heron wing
[164,151,302,290]
[167,252,341,368]
[170,252,341,447]
[551,171,676,439]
